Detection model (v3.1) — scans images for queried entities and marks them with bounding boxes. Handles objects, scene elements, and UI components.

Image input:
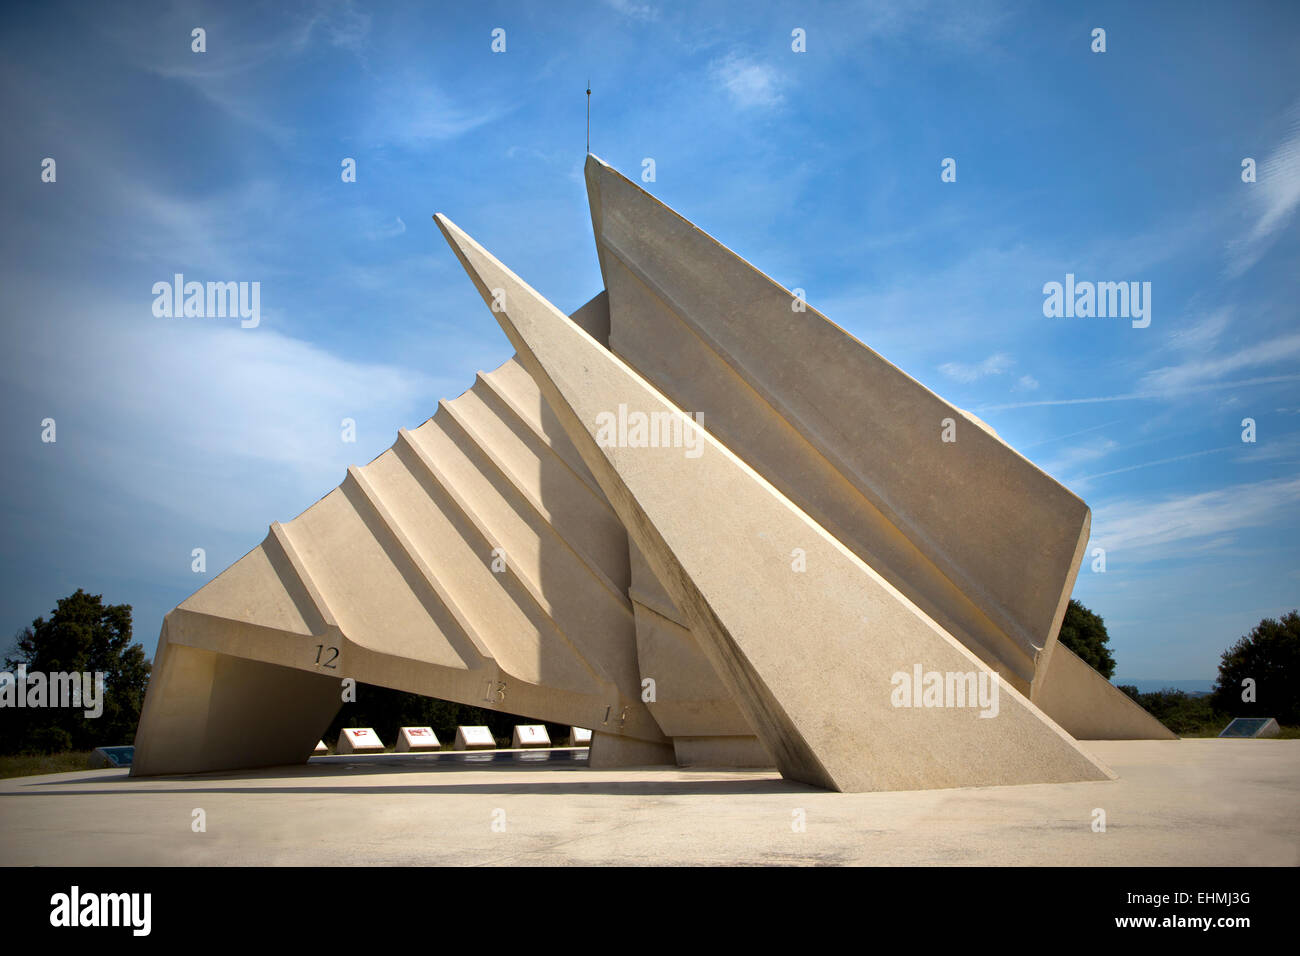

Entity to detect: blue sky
[1,0,1297,683]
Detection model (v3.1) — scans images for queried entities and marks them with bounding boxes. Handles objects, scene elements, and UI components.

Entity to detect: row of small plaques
[320,725,593,754]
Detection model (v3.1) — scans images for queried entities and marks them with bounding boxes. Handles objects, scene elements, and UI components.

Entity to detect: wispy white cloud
[602,0,658,20]
[813,0,1010,56]
[1019,421,1120,451]
[103,1,371,140]
[1038,438,1120,478]
[1090,477,1300,560]
[365,216,407,240]
[1077,446,1238,483]
[368,78,505,146]
[4,286,441,535]
[1165,308,1231,353]
[1226,102,1300,277]
[109,177,288,277]
[710,52,784,109]
[938,352,1013,383]
[1016,374,1039,391]
[978,374,1300,412]
[297,1,371,53]
[1234,431,1300,464]
[1140,331,1300,394]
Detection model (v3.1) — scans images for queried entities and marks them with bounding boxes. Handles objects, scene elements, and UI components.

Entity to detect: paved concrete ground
[1,740,1295,865]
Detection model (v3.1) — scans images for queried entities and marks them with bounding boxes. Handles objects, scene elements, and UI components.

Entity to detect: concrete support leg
[588,732,675,768]
[132,631,343,776]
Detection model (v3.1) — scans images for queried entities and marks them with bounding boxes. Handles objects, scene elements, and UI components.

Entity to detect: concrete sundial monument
[131,156,1172,790]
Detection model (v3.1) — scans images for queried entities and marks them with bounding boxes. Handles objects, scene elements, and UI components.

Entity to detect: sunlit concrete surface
[436,212,1113,793]
[0,740,1295,866]
[135,157,1167,784]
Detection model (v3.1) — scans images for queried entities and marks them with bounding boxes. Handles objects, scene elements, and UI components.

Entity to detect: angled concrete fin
[1032,644,1177,740]
[435,212,1114,792]
[132,615,344,775]
[583,155,1089,697]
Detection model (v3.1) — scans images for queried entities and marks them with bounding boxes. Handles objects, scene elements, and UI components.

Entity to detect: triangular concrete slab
[435,212,1115,792]
[584,155,1086,697]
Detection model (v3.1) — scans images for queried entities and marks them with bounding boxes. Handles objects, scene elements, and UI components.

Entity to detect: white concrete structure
[436,212,1114,792]
[130,155,1172,791]
[454,725,495,750]
[336,728,384,754]
[396,727,440,752]
[581,155,1164,750]
[511,724,550,748]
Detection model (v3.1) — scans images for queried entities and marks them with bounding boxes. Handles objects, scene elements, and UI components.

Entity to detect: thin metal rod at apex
[586,79,591,154]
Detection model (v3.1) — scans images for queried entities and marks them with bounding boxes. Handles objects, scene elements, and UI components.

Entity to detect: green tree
[1124,688,1224,735]
[1210,610,1300,724]
[2,589,151,754]
[1056,598,1116,680]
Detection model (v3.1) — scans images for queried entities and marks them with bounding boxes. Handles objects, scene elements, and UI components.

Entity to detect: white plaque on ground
[455,725,496,750]
[313,740,328,754]
[512,724,551,748]
[570,726,592,746]
[397,726,441,752]
[337,728,384,754]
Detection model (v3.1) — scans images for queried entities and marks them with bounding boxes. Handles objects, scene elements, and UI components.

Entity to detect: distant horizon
[1110,678,1217,694]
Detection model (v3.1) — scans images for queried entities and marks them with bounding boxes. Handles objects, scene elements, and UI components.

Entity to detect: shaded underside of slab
[627,537,766,754]
[131,625,344,775]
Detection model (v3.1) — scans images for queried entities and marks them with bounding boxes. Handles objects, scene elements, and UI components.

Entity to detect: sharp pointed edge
[435,213,495,309]
[436,213,607,358]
